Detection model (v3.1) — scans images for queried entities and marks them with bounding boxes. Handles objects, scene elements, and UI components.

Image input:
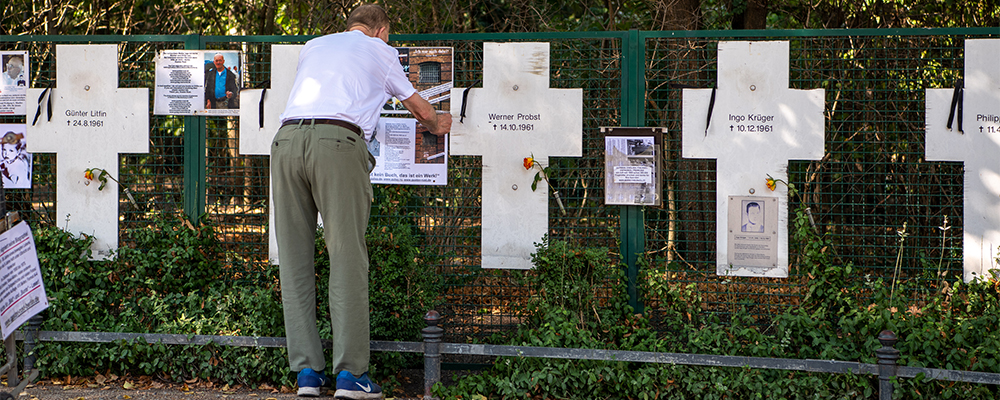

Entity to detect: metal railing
[6,310,1000,400]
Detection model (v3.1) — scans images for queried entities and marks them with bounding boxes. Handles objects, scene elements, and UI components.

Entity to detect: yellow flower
[84,169,94,181]
[523,156,534,170]
[765,175,777,191]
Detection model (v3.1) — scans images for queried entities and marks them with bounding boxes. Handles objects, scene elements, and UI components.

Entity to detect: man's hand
[226,91,234,99]
[401,93,451,135]
[432,113,453,136]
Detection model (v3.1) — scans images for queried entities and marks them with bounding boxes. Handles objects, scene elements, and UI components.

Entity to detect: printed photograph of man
[2,54,26,87]
[204,52,240,109]
[741,200,764,233]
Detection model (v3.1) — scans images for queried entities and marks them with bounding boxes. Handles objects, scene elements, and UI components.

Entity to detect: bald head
[346,4,391,34]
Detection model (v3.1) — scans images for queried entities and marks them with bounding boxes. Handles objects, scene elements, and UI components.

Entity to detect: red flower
[523,156,534,170]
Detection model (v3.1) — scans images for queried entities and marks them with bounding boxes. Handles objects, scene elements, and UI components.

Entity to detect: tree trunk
[732,0,769,30]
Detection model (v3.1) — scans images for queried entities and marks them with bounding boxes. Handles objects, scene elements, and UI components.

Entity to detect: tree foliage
[3,0,997,36]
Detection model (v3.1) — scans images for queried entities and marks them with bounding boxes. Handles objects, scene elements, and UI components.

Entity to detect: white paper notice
[0,51,29,115]
[613,165,653,184]
[605,135,659,205]
[154,50,205,115]
[370,118,448,185]
[0,221,47,340]
[154,50,241,116]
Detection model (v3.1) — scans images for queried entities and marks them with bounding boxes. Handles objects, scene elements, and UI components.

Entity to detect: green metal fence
[0,28,995,341]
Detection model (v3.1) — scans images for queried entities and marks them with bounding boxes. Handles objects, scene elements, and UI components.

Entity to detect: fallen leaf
[122,381,135,390]
[181,384,190,392]
[123,395,132,399]
[221,384,230,392]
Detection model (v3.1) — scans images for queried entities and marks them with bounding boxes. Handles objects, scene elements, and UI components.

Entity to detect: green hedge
[22,196,1000,398]
[436,210,1000,399]
[30,210,440,389]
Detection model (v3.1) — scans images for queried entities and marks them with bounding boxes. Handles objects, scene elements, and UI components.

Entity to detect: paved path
[4,377,425,400]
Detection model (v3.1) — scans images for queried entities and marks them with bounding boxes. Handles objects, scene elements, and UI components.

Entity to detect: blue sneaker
[297,368,332,397]
[334,370,383,400]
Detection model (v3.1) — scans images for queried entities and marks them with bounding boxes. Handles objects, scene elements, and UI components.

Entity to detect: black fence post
[22,314,43,374]
[4,337,17,388]
[422,310,443,400]
[875,330,900,400]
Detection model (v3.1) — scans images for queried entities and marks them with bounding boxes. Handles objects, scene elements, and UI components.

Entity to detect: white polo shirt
[280,30,416,141]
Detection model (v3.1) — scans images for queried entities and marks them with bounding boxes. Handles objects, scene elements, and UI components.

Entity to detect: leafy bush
[436,212,1000,399]
[30,212,441,390]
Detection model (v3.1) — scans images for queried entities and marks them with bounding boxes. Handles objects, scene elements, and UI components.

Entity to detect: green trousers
[271,121,373,376]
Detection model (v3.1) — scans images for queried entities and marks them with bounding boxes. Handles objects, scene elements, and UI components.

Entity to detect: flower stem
[552,190,567,216]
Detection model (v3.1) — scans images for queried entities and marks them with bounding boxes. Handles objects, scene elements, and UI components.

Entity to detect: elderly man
[204,53,238,109]
[2,55,25,87]
[271,4,451,399]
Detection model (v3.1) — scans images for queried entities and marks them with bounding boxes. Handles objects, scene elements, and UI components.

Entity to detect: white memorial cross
[450,42,583,269]
[682,41,825,278]
[925,39,1000,282]
[27,44,149,260]
[239,44,302,264]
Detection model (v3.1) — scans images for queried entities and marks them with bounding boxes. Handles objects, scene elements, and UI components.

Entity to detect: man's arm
[226,70,239,98]
[400,93,452,135]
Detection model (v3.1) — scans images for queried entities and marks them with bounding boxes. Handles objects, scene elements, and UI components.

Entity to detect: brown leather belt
[281,118,363,137]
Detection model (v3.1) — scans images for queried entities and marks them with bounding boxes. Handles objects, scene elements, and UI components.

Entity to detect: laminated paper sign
[0,221,47,340]
[154,50,242,116]
[727,196,779,274]
[603,127,663,206]
[0,51,29,115]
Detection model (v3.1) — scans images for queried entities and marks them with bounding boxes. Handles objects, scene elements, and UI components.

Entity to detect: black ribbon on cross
[946,78,963,134]
[459,79,482,124]
[670,83,716,136]
[705,85,717,136]
[257,79,270,129]
[31,83,53,126]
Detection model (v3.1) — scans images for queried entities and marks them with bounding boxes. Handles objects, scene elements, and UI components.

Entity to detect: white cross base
[450,42,582,269]
[925,39,1000,282]
[239,45,302,264]
[27,45,149,260]
[682,41,825,278]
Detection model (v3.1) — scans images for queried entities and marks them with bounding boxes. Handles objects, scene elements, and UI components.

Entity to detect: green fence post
[620,29,646,314]
[183,34,206,223]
